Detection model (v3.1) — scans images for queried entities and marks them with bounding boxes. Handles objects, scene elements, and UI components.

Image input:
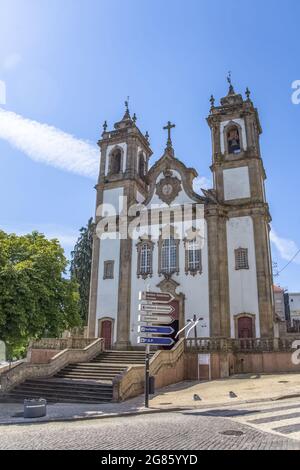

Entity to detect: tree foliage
[70,218,94,324]
[0,230,81,358]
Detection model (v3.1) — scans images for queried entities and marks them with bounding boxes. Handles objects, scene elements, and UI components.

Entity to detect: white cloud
[270,228,300,265]
[0,109,99,178]
[193,176,212,193]
[2,53,22,71]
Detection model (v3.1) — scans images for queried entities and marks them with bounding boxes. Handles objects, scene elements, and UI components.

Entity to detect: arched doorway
[99,318,113,350]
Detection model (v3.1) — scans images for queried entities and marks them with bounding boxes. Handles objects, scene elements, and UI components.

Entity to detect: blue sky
[0,0,299,290]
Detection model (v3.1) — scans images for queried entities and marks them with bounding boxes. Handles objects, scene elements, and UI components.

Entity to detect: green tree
[0,230,81,358]
[70,218,94,324]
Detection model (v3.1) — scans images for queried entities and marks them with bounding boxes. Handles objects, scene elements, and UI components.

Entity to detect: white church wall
[223,167,251,201]
[96,238,120,341]
[226,216,260,338]
[220,118,247,153]
[129,222,210,345]
[102,187,124,214]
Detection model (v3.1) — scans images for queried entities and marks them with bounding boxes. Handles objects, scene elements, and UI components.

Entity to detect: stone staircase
[1,350,154,404]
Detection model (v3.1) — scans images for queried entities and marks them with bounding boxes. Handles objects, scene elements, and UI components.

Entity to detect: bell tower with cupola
[207,78,274,339]
[88,102,152,348]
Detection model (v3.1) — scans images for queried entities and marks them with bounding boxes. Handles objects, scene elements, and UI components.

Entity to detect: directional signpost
[138,314,173,324]
[139,303,175,314]
[139,292,175,303]
[138,290,176,408]
[138,325,175,335]
[138,337,175,346]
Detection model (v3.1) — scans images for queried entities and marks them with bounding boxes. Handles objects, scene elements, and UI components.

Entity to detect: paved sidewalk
[1,372,300,425]
[151,373,300,408]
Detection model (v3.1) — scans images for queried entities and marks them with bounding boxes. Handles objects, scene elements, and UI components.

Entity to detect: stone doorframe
[98,317,115,346]
[156,278,185,337]
[234,313,256,339]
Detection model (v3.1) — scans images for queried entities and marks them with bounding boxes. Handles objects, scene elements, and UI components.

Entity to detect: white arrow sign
[139,291,175,304]
[139,303,175,314]
[138,314,173,324]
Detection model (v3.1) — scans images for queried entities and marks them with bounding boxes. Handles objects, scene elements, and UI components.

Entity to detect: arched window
[138,153,146,178]
[160,238,179,275]
[227,126,241,154]
[110,148,122,174]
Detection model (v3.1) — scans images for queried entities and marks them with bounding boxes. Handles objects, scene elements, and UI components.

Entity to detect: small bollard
[24,398,47,419]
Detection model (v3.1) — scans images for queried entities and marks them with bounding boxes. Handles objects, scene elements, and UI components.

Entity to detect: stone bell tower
[207,79,274,338]
[88,102,152,348]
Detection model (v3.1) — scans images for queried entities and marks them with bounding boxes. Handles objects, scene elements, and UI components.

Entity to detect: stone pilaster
[87,233,100,338]
[252,210,274,337]
[207,207,230,337]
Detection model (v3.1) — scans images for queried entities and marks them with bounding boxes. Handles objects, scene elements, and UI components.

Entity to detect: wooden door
[101,320,112,350]
[238,317,253,339]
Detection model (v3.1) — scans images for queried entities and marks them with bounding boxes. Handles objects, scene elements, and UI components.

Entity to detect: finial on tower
[123,96,131,119]
[102,120,108,134]
[210,95,215,109]
[227,71,235,95]
[145,131,150,142]
[132,113,137,123]
[245,87,251,100]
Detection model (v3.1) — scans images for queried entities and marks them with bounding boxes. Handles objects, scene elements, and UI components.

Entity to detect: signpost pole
[145,344,150,408]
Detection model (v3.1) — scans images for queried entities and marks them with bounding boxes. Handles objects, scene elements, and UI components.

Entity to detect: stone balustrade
[185,337,300,353]
[0,338,104,394]
[29,337,96,350]
[113,339,185,402]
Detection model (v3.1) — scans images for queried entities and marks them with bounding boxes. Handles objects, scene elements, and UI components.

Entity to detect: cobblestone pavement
[1,405,300,450]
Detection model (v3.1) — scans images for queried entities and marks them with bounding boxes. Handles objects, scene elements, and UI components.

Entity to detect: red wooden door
[238,317,253,339]
[101,320,112,350]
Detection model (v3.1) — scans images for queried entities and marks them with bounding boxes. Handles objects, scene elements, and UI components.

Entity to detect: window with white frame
[185,239,202,275]
[235,248,249,270]
[160,238,178,275]
[137,240,153,279]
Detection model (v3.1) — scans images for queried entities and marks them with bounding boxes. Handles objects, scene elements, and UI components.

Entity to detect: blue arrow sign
[138,326,175,335]
[138,337,175,346]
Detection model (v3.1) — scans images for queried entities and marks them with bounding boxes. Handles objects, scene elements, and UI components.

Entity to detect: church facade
[87,84,275,350]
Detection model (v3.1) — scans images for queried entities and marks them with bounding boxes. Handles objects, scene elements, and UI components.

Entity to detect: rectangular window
[103,260,114,279]
[235,248,249,270]
[161,238,178,274]
[185,239,202,274]
[140,244,151,275]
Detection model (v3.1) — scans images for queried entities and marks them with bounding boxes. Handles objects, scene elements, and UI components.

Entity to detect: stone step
[20,381,113,393]
[2,392,111,404]
[25,379,113,389]
[12,386,113,399]
[63,365,126,371]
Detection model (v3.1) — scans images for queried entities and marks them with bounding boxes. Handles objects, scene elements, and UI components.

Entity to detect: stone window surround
[103,260,115,280]
[138,151,146,179]
[157,234,180,277]
[107,145,125,176]
[184,238,202,276]
[97,317,115,343]
[136,238,154,279]
[235,247,249,271]
[234,313,256,339]
[222,120,247,155]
